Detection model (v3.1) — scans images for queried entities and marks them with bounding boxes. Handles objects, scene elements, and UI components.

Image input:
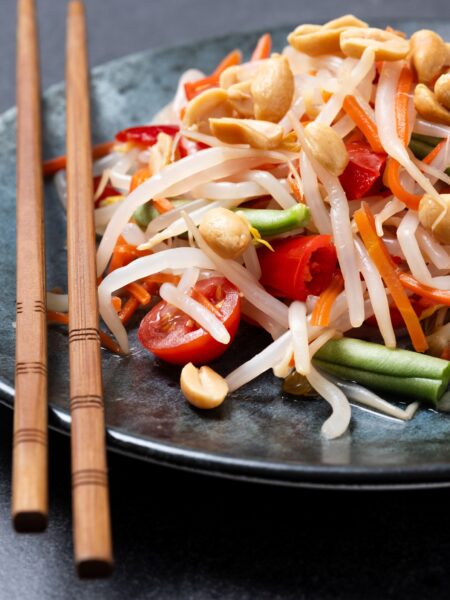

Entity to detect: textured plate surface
[2,22,450,487]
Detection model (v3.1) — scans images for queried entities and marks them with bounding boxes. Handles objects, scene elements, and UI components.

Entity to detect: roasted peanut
[304,122,349,176]
[435,73,450,110]
[209,117,284,149]
[250,55,294,122]
[219,64,257,89]
[287,15,368,56]
[340,27,409,61]
[418,193,450,244]
[199,207,251,259]
[180,363,229,409]
[183,88,234,133]
[414,83,450,126]
[148,132,173,174]
[411,30,448,83]
[227,80,255,118]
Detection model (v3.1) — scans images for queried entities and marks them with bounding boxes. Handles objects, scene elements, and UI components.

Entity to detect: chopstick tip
[77,559,114,579]
[13,510,47,533]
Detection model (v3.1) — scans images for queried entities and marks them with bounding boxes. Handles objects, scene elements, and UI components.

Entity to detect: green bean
[409,138,435,161]
[314,338,450,381]
[236,204,310,237]
[133,199,191,229]
[311,338,450,405]
[313,360,446,405]
[411,132,443,147]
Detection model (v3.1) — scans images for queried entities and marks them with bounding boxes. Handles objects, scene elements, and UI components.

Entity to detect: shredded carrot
[47,310,123,354]
[130,166,151,192]
[143,273,181,286]
[384,158,422,210]
[112,296,122,312]
[191,288,223,319]
[43,140,114,178]
[395,64,414,146]
[354,203,428,352]
[422,140,446,165]
[250,33,272,61]
[153,197,175,214]
[119,296,140,325]
[310,273,344,327]
[184,49,242,100]
[342,95,384,153]
[124,282,151,305]
[108,240,153,273]
[142,273,180,294]
[398,271,450,307]
[441,347,450,361]
[321,89,333,103]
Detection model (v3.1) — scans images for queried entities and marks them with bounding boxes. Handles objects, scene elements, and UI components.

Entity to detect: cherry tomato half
[138,277,241,365]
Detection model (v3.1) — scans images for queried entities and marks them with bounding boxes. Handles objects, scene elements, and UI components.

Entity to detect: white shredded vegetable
[288,301,310,375]
[159,282,230,344]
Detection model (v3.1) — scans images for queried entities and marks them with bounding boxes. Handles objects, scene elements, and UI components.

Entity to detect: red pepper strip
[384,158,422,210]
[93,175,120,207]
[310,272,344,327]
[354,203,428,352]
[339,141,387,200]
[258,235,338,302]
[342,96,384,153]
[398,271,450,307]
[43,140,114,178]
[250,33,272,61]
[115,125,180,146]
[184,49,242,100]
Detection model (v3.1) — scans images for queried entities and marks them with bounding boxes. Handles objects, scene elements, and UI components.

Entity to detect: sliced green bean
[411,132,443,147]
[409,138,435,160]
[313,360,446,405]
[314,338,450,381]
[133,199,192,229]
[236,204,310,237]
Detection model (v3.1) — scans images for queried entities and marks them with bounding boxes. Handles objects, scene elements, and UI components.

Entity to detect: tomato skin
[138,277,241,365]
[258,235,337,301]
[339,141,387,200]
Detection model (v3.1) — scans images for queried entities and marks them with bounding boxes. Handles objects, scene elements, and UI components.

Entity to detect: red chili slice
[258,235,338,302]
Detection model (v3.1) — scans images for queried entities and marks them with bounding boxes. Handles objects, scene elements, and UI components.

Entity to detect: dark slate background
[3,0,450,598]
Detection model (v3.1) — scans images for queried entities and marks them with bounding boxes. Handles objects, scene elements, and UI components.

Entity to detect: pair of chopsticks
[14,0,113,577]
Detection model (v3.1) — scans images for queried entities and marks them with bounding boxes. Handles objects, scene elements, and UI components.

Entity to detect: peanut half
[340,27,409,61]
[304,122,349,176]
[418,194,450,244]
[410,29,448,83]
[180,363,229,409]
[209,117,284,149]
[414,83,450,126]
[287,14,368,56]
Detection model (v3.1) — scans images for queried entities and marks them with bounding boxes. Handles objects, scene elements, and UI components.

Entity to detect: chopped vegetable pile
[45,16,450,440]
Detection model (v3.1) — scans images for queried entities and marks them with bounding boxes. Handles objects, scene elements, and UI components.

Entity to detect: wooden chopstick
[13,0,48,533]
[66,0,113,577]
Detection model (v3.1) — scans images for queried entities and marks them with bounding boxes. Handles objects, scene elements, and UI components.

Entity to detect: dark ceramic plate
[2,22,450,489]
